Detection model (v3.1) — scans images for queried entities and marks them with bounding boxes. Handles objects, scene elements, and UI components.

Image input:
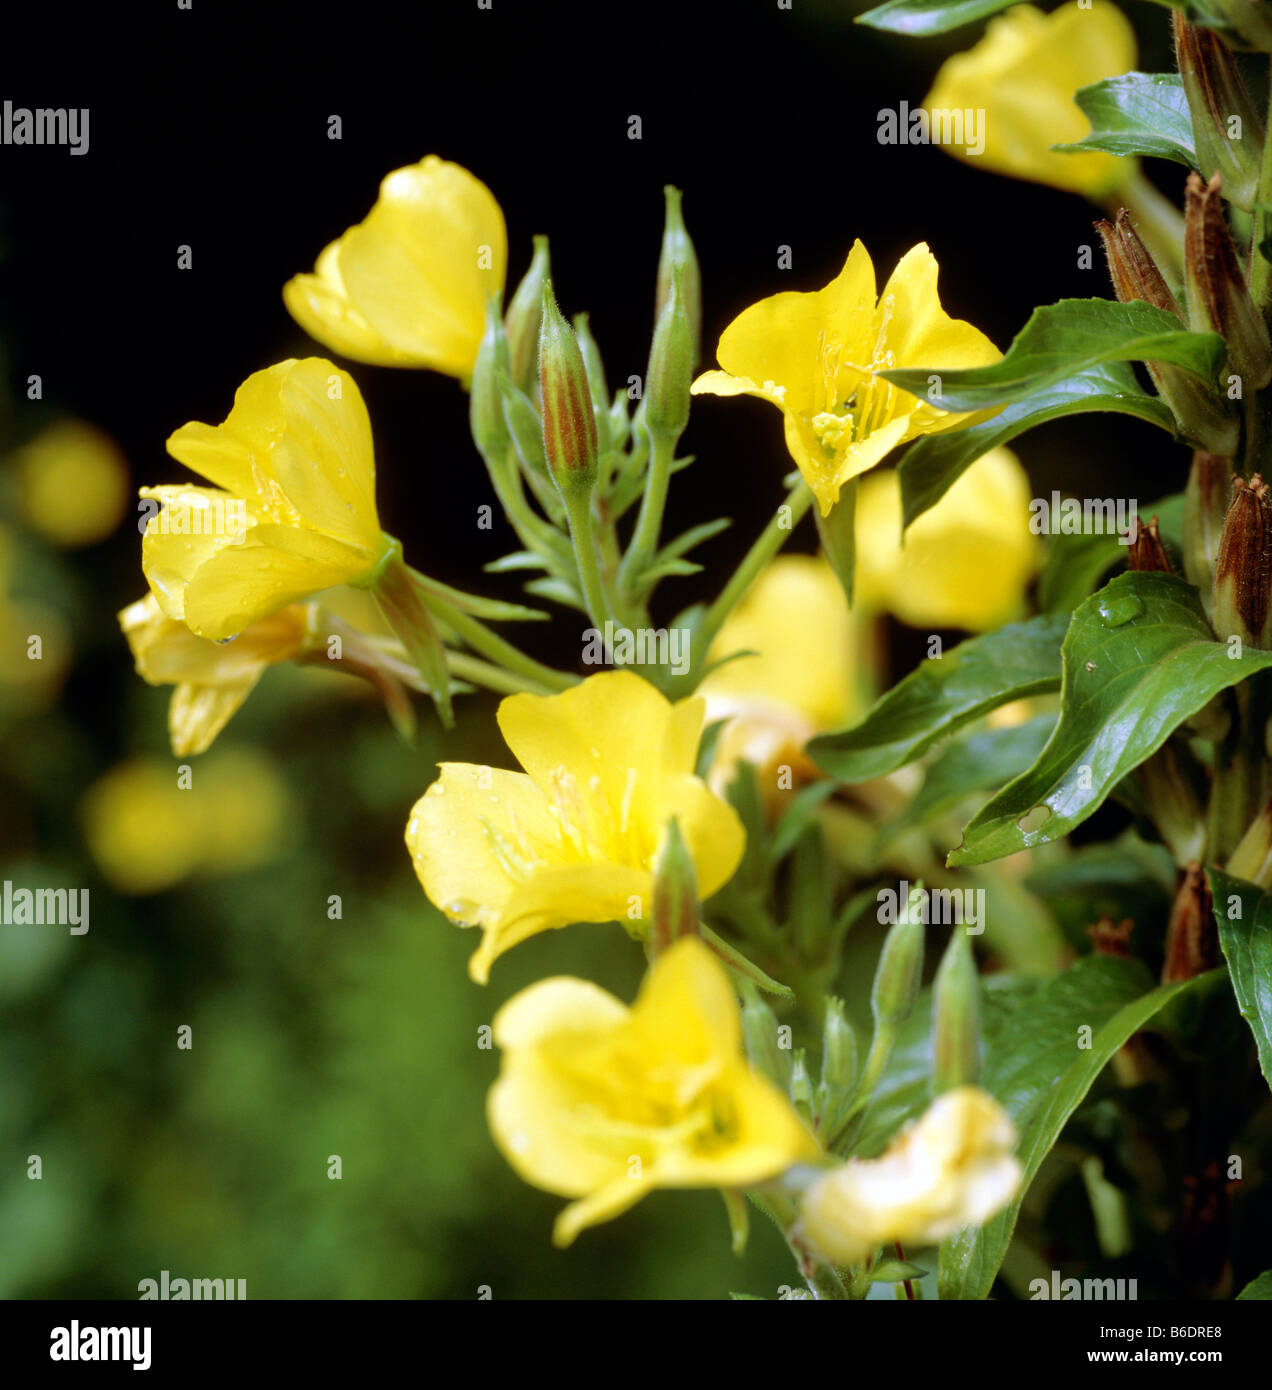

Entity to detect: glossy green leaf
[885,299,1225,414]
[1205,870,1272,1091]
[887,716,1056,835]
[1052,74,1195,166]
[950,572,1272,867]
[898,361,1174,529]
[808,614,1068,784]
[938,958,1217,1299]
[1237,1270,1272,1299]
[856,0,1019,35]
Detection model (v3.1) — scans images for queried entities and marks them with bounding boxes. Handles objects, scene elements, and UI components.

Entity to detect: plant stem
[686,479,814,687]
[420,589,576,693]
[1250,57,1272,314]
[618,428,677,598]
[562,486,615,631]
[754,1192,853,1300]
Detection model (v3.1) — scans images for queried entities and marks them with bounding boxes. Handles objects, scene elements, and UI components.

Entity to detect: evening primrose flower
[855,448,1038,631]
[798,1086,1021,1265]
[692,242,1001,515]
[924,3,1137,199]
[119,593,309,756]
[405,670,745,984]
[699,555,868,795]
[488,936,821,1246]
[14,419,130,548]
[284,155,507,381]
[141,358,392,642]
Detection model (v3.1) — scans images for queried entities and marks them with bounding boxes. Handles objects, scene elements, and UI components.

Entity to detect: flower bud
[538,283,599,495]
[644,264,693,442]
[1183,451,1236,600]
[818,997,858,1099]
[1213,473,1272,648]
[1227,797,1272,886]
[789,1049,816,1125]
[1097,209,1238,454]
[1162,862,1219,983]
[656,185,701,366]
[469,297,513,464]
[1138,740,1209,865]
[572,311,612,453]
[932,929,980,1094]
[871,902,925,1030]
[1174,15,1264,212]
[1185,172,1272,391]
[1095,211,1182,319]
[1127,515,1173,573]
[650,817,698,952]
[505,235,552,397]
[741,987,791,1089]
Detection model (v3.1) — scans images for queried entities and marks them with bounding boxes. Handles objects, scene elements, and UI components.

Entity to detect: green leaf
[938,958,1218,1299]
[1052,74,1195,167]
[950,572,1272,867]
[1237,1270,1272,1299]
[1205,870,1272,1091]
[898,361,1174,529]
[886,716,1056,835]
[808,614,1068,783]
[884,299,1226,414]
[856,0,1018,36]
[869,1259,928,1283]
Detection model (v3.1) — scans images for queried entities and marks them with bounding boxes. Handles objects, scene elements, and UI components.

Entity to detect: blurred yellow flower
[799,1086,1021,1265]
[284,155,507,382]
[855,448,1038,631]
[405,670,745,984]
[924,3,1137,198]
[488,935,820,1246]
[699,555,867,795]
[81,751,290,895]
[141,358,391,643]
[120,594,309,756]
[0,524,71,709]
[692,242,1000,515]
[13,419,130,548]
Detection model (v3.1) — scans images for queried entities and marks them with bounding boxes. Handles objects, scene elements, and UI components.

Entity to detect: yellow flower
[81,750,291,895]
[692,242,1001,515]
[488,935,821,1245]
[855,448,1038,631]
[14,419,130,548]
[798,1086,1021,1265]
[141,358,391,642]
[924,3,1137,199]
[120,593,309,756]
[699,555,867,795]
[405,670,745,984]
[283,155,507,381]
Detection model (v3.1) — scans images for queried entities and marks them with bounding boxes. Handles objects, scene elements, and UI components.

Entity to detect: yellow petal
[336,157,507,379]
[169,679,260,757]
[283,241,423,367]
[924,2,1136,198]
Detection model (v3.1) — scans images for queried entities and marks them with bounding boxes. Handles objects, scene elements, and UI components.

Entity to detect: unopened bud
[871,905,924,1030]
[1186,172,1272,390]
[1097,208,1237,453]
[818,997,858,1096]
[1127,515,1173,573]
[1183,451,1236,601]
[741,987,790,1089]
[789,1050,815,1124]
[538,283,599,494]
[1213,473,1272,647]
[572,311,612,454]
[1174,15,1264,212]
[656,185,701,366]
[645,265,693,441]
[932,929,980,1094]
[469,298,513,464]
[505,235,552,397]
[1227,797,1272,886]
[1162,863,1219,983]
[650,818,698,952]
